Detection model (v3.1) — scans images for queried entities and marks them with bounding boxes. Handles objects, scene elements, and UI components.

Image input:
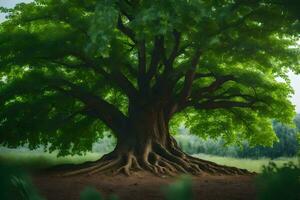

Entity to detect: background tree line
[174,114,300,158]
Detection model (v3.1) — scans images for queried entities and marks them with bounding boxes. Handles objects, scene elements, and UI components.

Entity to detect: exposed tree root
[61,141,255,177]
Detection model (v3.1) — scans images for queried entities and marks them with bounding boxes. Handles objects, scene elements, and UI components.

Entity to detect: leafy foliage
[0,0,299,155]
[256,161,300,200]
[80,187,118,200]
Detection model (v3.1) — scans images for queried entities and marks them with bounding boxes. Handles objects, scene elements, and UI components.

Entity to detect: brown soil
[32,171,257,200]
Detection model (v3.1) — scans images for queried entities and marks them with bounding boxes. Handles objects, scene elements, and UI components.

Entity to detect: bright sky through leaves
[0,0,299,113]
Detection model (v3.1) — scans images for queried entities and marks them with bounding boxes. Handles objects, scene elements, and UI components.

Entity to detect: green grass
[0,150,298,173]
[194,153,299,173]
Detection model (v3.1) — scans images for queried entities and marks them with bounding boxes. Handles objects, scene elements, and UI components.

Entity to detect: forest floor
[33,170,256,200]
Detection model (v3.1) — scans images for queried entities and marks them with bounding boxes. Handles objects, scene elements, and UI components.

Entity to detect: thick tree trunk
[64,107,252,176]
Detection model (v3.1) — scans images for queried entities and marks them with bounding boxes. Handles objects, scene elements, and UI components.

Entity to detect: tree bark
[63,105,253,177]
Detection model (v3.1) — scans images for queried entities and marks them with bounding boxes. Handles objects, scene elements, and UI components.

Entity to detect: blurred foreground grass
[0,150,298,172]
[0,150,103,169]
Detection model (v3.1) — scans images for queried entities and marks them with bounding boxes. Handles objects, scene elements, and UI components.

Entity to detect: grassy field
[194,153,299,173]
[0,150,298,172]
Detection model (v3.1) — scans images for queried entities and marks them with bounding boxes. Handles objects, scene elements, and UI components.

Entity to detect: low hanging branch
[51,80,128,135]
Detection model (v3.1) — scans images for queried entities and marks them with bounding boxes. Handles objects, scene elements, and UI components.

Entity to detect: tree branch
[34,52,139,101]
[167,30,181,67]
[161,49,201,118]
[165,74,236,116]
[190,75,235,101]
[178,49,202,104]
[194,100,255,110]
[71,53,138,100]
[117,15,136,43]
[145,36,164,86]
[52,80,128,135]
[137,40,147,90]
[194,72,214,79]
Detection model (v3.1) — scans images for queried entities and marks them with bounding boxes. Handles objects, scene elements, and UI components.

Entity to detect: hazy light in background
[0,0,299,112]
[0,0,33,21]
[0,0,32,7]
[289,72,300,113]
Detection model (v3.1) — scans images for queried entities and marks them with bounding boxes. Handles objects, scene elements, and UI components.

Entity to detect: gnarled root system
[62,140,253,177]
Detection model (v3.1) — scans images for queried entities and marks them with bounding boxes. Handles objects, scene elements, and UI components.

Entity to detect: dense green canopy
[0,0,299,156]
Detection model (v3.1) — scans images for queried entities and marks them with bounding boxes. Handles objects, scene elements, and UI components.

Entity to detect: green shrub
[163,176,193,200]
[0,164,44,200]
[256,162,300,200]
[80,187,103,200]
[80,187,118,200]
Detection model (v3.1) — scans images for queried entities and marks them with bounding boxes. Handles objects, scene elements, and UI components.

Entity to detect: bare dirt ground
[32,171,257,200]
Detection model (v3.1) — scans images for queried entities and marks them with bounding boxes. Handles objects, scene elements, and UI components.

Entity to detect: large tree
[0,0,299,176]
